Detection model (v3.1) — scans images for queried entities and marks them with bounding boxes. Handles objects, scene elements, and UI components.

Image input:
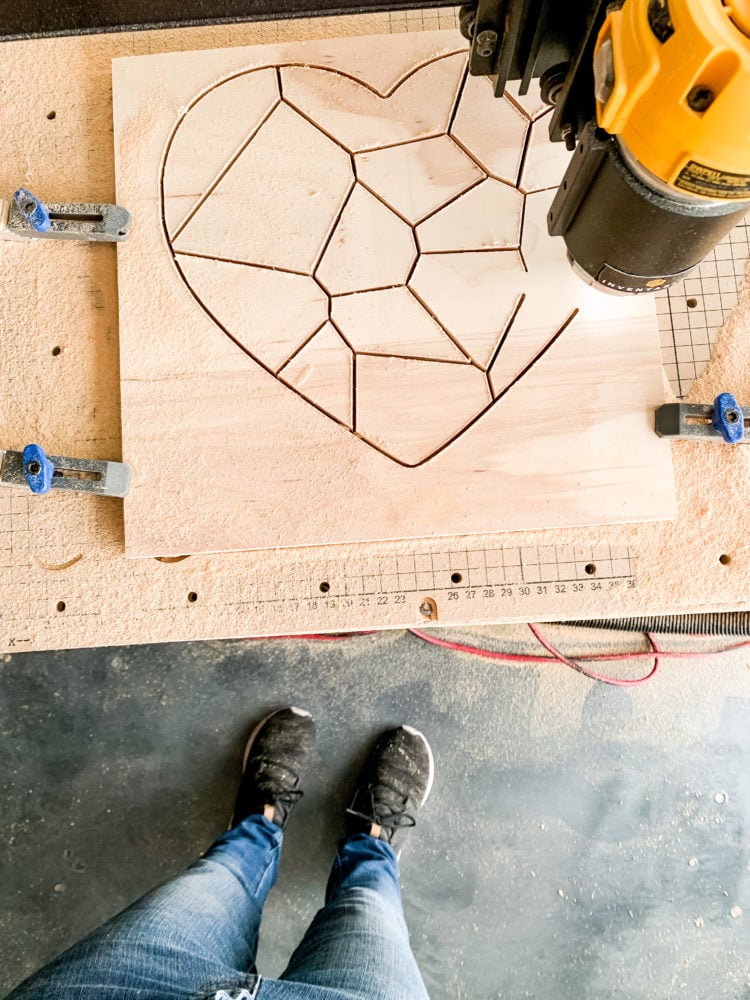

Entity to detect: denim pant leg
[278,834,429,1000]
[6,816,283,1000]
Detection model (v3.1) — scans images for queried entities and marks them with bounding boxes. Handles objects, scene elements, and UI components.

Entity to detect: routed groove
[446,62,470,137]
[514,112,536,189]
[405,284,474,363]
[169,98,281,241]
[35,554,84,571]
[414,173,487,228]
[175,250,309,277]
[276,319,330,373]
[159,52,579,470]
[486,293,526,377]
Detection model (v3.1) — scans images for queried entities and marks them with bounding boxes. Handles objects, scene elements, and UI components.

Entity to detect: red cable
[407,624,750,687]
[526,622,660,686]
[250,625,750,688]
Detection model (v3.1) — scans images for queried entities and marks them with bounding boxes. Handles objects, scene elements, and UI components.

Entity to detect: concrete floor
[2,625,750,999]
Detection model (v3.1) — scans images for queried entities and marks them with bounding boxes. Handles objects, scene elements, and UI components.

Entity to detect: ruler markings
[209,544,638,607]
[656,217,749,397]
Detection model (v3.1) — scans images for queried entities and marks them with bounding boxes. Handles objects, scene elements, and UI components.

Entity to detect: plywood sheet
[113,30,675,558]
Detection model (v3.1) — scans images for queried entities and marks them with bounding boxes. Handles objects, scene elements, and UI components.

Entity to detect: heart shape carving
[161,52,574,466]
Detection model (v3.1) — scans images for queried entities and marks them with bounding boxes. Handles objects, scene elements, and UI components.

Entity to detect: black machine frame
[0,0,454,41]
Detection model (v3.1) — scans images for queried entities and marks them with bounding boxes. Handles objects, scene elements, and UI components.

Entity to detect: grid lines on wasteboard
[656,218,750,397]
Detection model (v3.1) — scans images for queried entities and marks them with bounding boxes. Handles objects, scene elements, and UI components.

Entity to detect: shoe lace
[346,781,416,831]
[253,759,304,808]
[269,786,304,808]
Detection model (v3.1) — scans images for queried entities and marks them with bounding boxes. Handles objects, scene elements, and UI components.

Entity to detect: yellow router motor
[548,0,750,292]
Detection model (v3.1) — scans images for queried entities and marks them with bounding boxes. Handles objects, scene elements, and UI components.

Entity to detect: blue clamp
[13,188,51,233]
[22,444,55,494]
[712,392,745,444]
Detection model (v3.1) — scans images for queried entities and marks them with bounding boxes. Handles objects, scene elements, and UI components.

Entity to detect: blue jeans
[5,816,429,1000]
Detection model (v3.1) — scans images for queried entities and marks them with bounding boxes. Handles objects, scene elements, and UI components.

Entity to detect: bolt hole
[585,563,596,575]
[26,461,41,475]
[687,297,698,308]
[24,202,35,214]
[47,111,56,120]
[719,554,732,566]
[52,346,61,356]
[118,229,128,237]
[319,581,330,593]
[56,601,66,612]
[451,572,463,584]
[187,591,198,603]
[562,181,567,190]
[688,85,714,112]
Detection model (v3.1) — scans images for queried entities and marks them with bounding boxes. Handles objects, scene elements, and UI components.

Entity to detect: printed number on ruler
[251,544,637,612]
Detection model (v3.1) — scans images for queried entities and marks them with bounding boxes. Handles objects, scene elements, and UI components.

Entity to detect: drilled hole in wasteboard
[687,297,698,308]
[319,581,330,593]
[451,572,462,584]
[56,601,66,612]
[719,554,732,566]
[52,346,61,357]
[187,591,198,603]
[47,111,56,120]
[585,563,596,575]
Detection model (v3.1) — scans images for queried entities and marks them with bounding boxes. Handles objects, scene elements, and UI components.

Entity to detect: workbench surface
[2,9,749,651]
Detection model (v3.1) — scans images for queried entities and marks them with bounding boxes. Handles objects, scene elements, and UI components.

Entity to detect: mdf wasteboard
[113,30,675,558]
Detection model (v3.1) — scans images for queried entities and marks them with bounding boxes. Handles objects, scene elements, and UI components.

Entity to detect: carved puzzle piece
[161,53,573,466]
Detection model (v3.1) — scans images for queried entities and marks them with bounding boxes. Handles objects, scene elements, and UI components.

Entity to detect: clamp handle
[712,392,745,444]
[22,443,54,494]
[13,188,51,233]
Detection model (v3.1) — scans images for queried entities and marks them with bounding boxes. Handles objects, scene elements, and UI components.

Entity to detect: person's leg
[280,726,433,1000]
[6,815,282,1000]
[6,707,316,1000]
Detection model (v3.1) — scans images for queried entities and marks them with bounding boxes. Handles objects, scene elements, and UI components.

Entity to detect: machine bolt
[560,123,576,152]
[687,85,714,112]
[419,597,438,620]
[475,29,498,59]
